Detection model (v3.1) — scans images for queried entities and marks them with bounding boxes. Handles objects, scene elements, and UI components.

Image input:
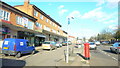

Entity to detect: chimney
[24,0,30,7]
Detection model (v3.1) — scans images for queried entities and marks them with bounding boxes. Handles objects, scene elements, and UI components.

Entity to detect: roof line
[33,5,62,27]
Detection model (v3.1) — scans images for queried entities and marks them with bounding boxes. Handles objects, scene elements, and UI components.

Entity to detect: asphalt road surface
[89,45,119,66]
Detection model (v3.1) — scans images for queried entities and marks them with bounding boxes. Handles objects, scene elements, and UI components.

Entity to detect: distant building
[68,36,76,44]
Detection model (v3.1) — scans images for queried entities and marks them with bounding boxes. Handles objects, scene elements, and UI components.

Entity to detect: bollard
[84,43,90,60]
[64,50,66,61]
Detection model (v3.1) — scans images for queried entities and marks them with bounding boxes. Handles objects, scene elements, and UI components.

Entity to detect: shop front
[17,31,35,46]
[35,34,45,46]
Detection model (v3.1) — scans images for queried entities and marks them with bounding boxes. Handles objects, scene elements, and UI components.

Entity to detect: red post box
[84,43,90,60]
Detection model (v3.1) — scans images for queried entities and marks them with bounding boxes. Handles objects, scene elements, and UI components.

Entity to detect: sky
[2,0,119,39]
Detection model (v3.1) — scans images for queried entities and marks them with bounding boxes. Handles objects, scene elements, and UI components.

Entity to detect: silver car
[110,42,120,54]
[42,41,57,51]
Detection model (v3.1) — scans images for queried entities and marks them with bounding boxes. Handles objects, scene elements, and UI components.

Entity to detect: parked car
[56,42,62,48]
[110,42,120,54]
[95,41,101,46]
[62,42,67,46]
[68,41,72,45]
[2,38,35,58]
[89,42,97,50]
[42,41,57,51]
[102,41,110,45]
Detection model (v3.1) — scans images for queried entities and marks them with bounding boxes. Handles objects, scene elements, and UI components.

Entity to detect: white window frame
[46,19,49,23]
[0,9,10,21]
[40,15,43,20]
[50,21,52,24]
[34,10,38,17]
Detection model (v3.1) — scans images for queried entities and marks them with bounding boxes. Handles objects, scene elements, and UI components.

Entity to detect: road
[1,44,119,66]
[90,45,119,66]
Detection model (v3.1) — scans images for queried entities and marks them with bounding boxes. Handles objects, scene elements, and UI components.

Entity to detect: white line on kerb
[108,54,110,56]
[112,57,118,61]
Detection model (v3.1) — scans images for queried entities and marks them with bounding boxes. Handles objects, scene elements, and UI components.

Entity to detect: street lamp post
[66,18,70,63]
[66,17,74,63]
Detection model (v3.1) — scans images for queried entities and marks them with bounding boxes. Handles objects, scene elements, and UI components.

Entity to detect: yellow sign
[4,47,8,49]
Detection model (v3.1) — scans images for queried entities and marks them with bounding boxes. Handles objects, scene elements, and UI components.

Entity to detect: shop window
[0,9,10,21]
[7,35,11,38]
[2,34,11,40]
[2,34,5,40]
[34,10,38,17]
[26,41,31,46]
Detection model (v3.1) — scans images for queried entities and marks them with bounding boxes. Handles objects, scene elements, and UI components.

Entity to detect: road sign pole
[66,18,70,63]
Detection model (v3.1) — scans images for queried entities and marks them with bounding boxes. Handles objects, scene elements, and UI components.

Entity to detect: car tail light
[14,45,16,50]
[117,47,120,49]
[50,45,52,46]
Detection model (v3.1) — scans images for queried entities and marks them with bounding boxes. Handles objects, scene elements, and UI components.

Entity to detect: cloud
[78,28,98,39]
[81,7,117,24]
[96,0,119,8]
[59,9,68,16]
[108,25,118,30]
[58,5,68,16]
[103,19,118,24]
[96,0,105,6]
[67,11,81,18]
[58,5,64,9]
[82,7,105,19]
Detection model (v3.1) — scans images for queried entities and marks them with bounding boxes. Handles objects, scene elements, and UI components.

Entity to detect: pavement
[37,45,90,66]
[55,45,90,66]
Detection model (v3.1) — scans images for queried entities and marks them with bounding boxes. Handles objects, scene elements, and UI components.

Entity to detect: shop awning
[35,34,46,38]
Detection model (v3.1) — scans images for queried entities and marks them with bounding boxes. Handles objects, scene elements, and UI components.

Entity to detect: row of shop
[0,1,67,48]
[0,21,66,47]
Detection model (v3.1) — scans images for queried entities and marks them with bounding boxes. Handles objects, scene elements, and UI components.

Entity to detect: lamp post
[66,17,74,63]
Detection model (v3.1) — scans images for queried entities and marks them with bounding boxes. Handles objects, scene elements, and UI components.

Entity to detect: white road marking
[98,47,118,61]
[112,57,118,61]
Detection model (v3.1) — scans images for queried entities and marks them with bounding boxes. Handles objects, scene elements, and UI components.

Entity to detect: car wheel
[110,48,113,52]
[115,49,119,54]
[15,52,21,58]
[31,50,35,55]
[55,47,57,50]
[94,47,97,50]
[4,54,8,56]
[50,48,52,51]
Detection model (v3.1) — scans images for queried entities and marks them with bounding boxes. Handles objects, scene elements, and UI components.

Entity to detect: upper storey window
[34,10,38,17]
[0,9,10,21]
[40,15,43,20]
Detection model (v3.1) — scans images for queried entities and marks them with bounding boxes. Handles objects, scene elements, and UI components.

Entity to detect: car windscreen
[90,43,95,45]
[43,42,50,44]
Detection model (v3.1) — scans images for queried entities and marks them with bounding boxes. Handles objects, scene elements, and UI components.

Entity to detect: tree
[114,30,120,41]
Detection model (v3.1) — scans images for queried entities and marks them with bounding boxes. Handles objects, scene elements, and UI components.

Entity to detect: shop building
[0,1,40,47]
[14,0,67,42]
[0,0,68,48]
